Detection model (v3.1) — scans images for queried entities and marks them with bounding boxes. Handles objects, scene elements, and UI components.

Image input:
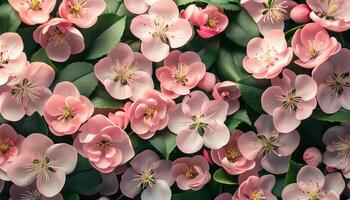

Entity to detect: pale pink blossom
[73,114,135,173]
[306,0,350,32]
[215,193,232,200]
[180,4,204,25]
[168,90,230,154]
[198,72,216,92]
[43,81,94,136]
[0,32,27,85]
[242,0,297,35]
[312,48,350,114]
[211,130,255,175]
[292,23,341,69]
[282,165,345,200]
[128,89,175,139]
[212,81,240,115]
[261,69,317,133]
[124,0,158,14]
[303,147,322,166]
[0,62,55,121]
[33,18,85,62]
[156,50,206,99]
[108,102,131,130]
[243,30,293,79]
[59,0,106,28]
[94,43,153,101]
[233,175,277,200]
[9,0,56,25]
[7,134,77,197]
[238,115,300,174]
[171,155,211,191]
[130,0,193,62]
[290,3,311,23]
[120,150,174,200]
[10,183,63,200]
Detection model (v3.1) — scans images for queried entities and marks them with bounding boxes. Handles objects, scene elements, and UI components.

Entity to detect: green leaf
[62,193,80,200]
[213,168,237,185]
[85,16,126,59]
[199,38,220,69]
[17,26,39,55]
[172,187,212,200]
[0,3,21,34]
[216,48,249,82]
[237,83,264,113]
[285,160,303,186]
[91,95,125,109]
[175,0,196,6]
[149,130,177,159]
[312,108,350,123]
[225,109,252,131]
[30,48,58,72]
[104,0,122,14]
[225,9,260,47]
[10,112,48,136]
[56,62,98,97]
[129,132,152,153]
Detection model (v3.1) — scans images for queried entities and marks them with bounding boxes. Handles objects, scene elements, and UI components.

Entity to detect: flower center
[277,90,302,111]
[59,106,75,120]
[333,135,350,159]
[174,63,188,85]
[263,0,288,23]
[226,146,241,162]
[328,72,350,96]
[250,188,265,200]
[20,190,43,200]
[185,167,199,179]
[0,142,11,152]
[69,0,86,17]
[256,45,278,67]
[28,0,42,10]
[152,18,169,43]
[190,115,207,130]
[50,27,67,46]
[0,51,8,68]
[309,190,323,200]
[97,139,111,149]
[11,79,40,105]
[114,67,135,85]
[207,17,218,28]
[320,0,343,19]
[144,107,156,119]
[259,135,278,154]
[135,169,157,189]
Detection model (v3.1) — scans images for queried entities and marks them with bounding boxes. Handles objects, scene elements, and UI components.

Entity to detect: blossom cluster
[0,0,350,199]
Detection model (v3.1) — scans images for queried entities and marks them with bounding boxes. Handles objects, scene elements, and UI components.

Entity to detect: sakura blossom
[124,0,158,14]
[9,183,64,200]
[303,147,322,166]
[212,81,240,115]
[290,3,311,24]
[233,175,277,200]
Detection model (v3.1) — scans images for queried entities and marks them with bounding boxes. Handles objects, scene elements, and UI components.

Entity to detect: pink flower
[0,32,27,85]
[156,50,206,99]
[238,115,300,174]
[312,48,350,114]
[198,72,216,93]
[322,125,350,170]
[120,150,174,200]
[124,0,158,14]
[0,62,55,121]
[180,4,204,25]
[33,18,85,62]
[10,183,63,200]
[59,0,106,28]
[243,30,293,79]
[43,81,94,136]
[292,23,341,69]
[7,134,77,197]
[0,124,25,180]
[303,147,322,166]
[94,43,153,101]
[261,69,317,133]
[212,81,240,115]
[211,130,255,175]
[215,193,232,200]
[290,3,311,24]
[128,89,175,139]
[108,102,131,130]
[168,90,230,154]
[171,155,211,191]
[233,175,277,200]
[130,0,193,62]
[8,0,56,25]
[242,0,297,35]
[282,166,345,200]
[306,0,350,32]
[73,114,135,173]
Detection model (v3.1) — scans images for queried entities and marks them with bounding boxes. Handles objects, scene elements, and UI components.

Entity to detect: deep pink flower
[43,81,94,136]
[7,134,77,197]
[243,30,293,79]
[10,183,63,200]
[156,50,206,99]
[211,130,255,175]
[33,18,85,62]
[124,0,158,14]
[59,0,106,28]
[306,0,350,32]
[261,69,317,133]
[120,150,174,200]
[312,48,350,114]
[198,72,216,92]
[130,0,193,62]
[73,114,135,173]
[292,23,341,69]
[108,102,131,130]
[282,166,345,200]
[171,155,211,191]
[94,43,153,101]
[242,0,297,35]
[303,147,322,166]
[0,62,55,121]
[168,90,229,154]
[233,175,277,200]
[180,4,205,25]
[212,81,240,115]
[9,0,56,25]
[238,115,300,174]
[0,32,27,85]
[128,89,175,139]
[290,3,311,24]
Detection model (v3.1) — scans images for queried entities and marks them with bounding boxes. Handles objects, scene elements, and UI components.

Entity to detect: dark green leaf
[17,26,39,55]
[225,109,252,131]
[172,187,212,200]
[175,0,196,5]
[31,48,58,72]
[149,130,177,159]
[129,132,152,153]
[213,168,237,185]
[237,83,264,113]
[217,48,249,82]
[104,0,122,14]
[312,108,350,123]
[62,193,80,200]
[91,95,125,109]
[0,3,21,34]
[285,160,303,186]
[10,113,48,136]
[199,38,220,69]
